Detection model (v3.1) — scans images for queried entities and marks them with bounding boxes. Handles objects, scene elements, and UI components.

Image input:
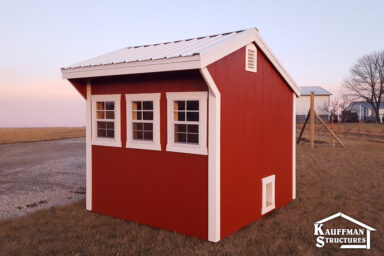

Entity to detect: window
[91,94,121,147]
[174,100,199,144]
[166,92,207,155]
[261,175,276,215]
[96,102,115,138]
[126,93,161,151]
[245,43,257,72]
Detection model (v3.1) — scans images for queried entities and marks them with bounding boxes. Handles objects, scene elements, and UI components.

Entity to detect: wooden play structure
[297,92,344,148]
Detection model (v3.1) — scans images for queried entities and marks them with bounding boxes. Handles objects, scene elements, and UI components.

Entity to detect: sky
[1,0,383,127]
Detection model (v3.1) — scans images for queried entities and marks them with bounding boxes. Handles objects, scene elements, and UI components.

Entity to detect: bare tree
[319,101,330,115]
[318,99,338,122]
[338,95,351,113]
[329,98,339,116]
[343,51,384,123]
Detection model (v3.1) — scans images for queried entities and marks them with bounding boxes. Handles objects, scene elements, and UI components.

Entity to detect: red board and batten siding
[84,71,208,240]
[207,45,293,239]
[68,44,294,241]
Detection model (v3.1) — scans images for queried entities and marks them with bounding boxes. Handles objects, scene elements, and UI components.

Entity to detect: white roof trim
[62,55,201,79]
[61,28,300,96]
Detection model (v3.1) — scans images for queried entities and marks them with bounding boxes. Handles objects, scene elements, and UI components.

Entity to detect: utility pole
[310,92,315,148]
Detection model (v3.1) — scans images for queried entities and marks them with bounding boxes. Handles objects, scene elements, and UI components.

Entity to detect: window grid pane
[131,100,154,141]
[96,101,115,139]
[173,101,199,122]
[97,121,115,139]
[174,124,198,145]
[173,100,200,145]
[132,101,153,121]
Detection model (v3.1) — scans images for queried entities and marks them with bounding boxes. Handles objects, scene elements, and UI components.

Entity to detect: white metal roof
[64,30,246,69]
[61,28,300,96]
[300,86,332,96]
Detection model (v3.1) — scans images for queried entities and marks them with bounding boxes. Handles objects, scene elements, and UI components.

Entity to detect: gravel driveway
[0,138,85,220]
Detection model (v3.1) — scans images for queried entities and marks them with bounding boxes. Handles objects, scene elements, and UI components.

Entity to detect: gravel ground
[0,138,85,220]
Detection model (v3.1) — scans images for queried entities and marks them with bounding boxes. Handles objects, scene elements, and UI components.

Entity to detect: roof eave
[61,55,201,79]
[301,94,332,96]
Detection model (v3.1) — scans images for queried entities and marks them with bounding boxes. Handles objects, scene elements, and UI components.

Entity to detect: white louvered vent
[245,43,257,72]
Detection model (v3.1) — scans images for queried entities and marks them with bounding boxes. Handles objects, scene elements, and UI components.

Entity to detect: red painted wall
[208,45,294,239]
[90,71,208,240]
[69,79,87,99]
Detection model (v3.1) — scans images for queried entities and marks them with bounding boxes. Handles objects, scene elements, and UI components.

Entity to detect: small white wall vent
[261,175,275,214]
[245,43,257,72]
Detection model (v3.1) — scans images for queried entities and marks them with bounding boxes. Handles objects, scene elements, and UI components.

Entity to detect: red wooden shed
[61,28,300,242]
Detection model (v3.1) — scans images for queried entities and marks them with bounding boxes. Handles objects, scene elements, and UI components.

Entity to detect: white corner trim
[86,80,92,211]
[261,175,276,215]
[91,94,122,148]
[165,91,208,155]
[292,93,296,199]
[200,68,221,243]
[245,43,257,72]
[125,93,161,151]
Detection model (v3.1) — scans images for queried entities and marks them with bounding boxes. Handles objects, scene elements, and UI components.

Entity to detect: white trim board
[165,91,208,155]
[86,80,92,211]
[261,175,276,215]
[62,56,200,79]
[292,93,296,199]
[125,93,161,151]
[91,94,122,148]
[200,68,221,243]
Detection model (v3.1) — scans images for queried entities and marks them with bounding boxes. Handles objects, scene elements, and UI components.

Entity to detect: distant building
[346,101,384,122]
[296,86,332,123]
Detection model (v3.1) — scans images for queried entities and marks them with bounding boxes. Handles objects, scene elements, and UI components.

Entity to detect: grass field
[0,127,85,144]
[0,130,383,255]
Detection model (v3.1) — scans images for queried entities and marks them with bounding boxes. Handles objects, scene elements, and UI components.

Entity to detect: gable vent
[245,43,257,72]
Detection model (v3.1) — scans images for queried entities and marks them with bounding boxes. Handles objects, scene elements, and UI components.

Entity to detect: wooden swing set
[296,92,344,148]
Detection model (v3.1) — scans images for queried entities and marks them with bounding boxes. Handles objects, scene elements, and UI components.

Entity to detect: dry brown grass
[0,127,85,144]
[0,134,383,255]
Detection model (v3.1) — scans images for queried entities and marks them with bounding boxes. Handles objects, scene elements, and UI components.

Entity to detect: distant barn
[296,86,332,123]
[61,28,299,242]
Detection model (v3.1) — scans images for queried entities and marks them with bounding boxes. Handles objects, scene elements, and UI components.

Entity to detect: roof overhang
[61,55,201,79]
[61,29,300,96]
[301,94,332,96]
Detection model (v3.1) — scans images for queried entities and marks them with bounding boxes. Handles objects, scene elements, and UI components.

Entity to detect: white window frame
[91,94,122,147]
[166,91,208,155]
[245,43,257,72]
[125,93,161,151]
[261,175,276,215]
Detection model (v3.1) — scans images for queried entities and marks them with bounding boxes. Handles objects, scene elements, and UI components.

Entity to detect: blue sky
[1,0,383,126]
